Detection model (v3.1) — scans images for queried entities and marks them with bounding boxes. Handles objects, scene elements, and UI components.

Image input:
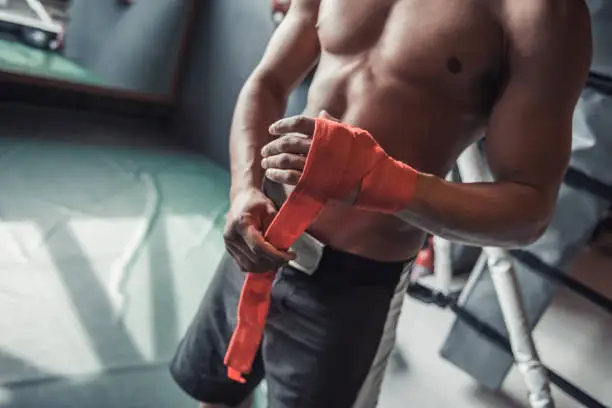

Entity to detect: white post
[24,0,54,25]
[433,173,454,296]
[455,144,554,408]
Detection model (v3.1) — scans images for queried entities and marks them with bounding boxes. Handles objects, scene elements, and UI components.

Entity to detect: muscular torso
[283,0,508,261]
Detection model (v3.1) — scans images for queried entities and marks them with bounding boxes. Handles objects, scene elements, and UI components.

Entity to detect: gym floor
[0,105,226,408]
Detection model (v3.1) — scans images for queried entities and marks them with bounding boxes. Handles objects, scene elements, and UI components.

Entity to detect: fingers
[240,224,296,272]
[264,169,302,185]
[261,153,306,171]
[242,224,295,262]
[261,133,311,157]
[261,112,341,187]
[224,213,296,273]
[226,235,290,273]
[318,110,340,122]
[225,240,254,271]
[269,115,316,137]
[268,112,341,138]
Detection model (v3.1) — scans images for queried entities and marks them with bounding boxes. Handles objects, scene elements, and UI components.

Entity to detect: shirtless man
[170,0,592,407]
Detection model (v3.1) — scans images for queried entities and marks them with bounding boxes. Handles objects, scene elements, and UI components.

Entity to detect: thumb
[262,200,279,229]
[318,110,340,122]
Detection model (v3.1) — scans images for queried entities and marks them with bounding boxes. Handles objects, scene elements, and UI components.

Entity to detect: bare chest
[316,0,506,109]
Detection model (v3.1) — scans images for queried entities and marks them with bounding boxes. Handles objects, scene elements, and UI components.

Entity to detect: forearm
[229,76,288,199]
[397,174,554,247]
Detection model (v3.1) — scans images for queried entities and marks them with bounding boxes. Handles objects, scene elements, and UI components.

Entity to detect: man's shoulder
[488,0,591,111]
[490,0,591,86]
[494,0,590,40]
[292,0,321,14]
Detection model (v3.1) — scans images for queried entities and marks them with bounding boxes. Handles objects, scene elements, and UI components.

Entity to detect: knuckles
[267,169,301,185]
[278,153,294,167]
[278,137,293,151]
[284,171,301,184]
[293,116,307,128]
[236,214,251,231]
[290,172,301,183]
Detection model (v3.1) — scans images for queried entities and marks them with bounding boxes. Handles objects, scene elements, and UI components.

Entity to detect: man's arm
[229,0,320,199]
[397,0,592,247]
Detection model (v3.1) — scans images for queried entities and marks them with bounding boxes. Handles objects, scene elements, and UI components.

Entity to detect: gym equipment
[440,54,612,408]
[409,285,609,408]
[439,3,612,404]
[412,88,612,406]
[0,39,108,86]
[589,0,612,78]
[418,143,554,408]
[409,143,611,407]
[0,0,64,50]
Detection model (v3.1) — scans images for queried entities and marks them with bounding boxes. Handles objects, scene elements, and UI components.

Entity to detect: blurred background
[0,0,189,94]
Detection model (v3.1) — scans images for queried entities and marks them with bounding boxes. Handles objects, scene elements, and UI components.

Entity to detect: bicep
[253,0,321,95]
[484,80,574,196]
[485,0,591,200]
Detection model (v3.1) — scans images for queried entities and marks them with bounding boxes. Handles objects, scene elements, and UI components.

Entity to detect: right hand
[223,187,296,273]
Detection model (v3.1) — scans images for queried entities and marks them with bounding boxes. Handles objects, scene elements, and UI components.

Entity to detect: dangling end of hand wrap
[227,367,247,384]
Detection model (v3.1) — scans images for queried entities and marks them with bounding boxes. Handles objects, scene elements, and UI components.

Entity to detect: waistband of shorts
[320,245,412,272]
[297,245,414,287]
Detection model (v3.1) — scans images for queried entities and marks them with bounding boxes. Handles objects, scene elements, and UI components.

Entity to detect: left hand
[261,111,360,203]
[261,110,335,185]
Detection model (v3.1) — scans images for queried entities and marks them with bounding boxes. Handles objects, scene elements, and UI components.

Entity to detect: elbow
[246,71,289,103]
[506,184,558,247]
[508,208,552,248]
[517,219,549,246]
[498,223,545,249]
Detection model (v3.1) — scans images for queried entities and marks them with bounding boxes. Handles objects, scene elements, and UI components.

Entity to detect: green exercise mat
[0,135,254,408]
[0,39,109,86]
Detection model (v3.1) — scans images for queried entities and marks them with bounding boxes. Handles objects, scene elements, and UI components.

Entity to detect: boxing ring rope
[433,143,554,408]
[426,143,612,407]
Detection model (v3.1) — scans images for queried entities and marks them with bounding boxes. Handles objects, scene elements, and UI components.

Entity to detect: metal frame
[0,0,200,103]
[433,143,554,408]
[0,0,62,34]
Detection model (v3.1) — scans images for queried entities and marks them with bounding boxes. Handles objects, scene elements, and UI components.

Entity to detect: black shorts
[170,248,411,408]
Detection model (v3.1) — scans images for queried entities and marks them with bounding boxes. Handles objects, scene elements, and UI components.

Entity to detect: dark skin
[223,0,592,274]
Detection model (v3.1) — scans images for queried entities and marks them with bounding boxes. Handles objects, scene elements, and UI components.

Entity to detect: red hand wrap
[224,118,419,382]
